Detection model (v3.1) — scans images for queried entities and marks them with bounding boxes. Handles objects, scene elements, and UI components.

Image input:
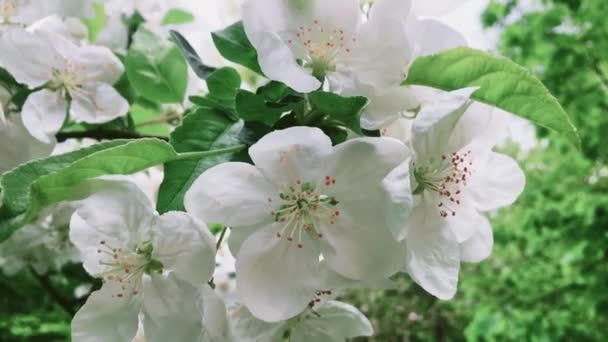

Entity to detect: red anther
[276,232,282,238]
[297,244,303,248]
[332,179,336,184]
[287,237,293,241]
[438,203,443,207]
[117,294,124,298]
[317,233,323,238]
[452,212,456,216]
[100,240,106,244]
[267,197,273,202]
[335,210,340,216]
[296,179,301,184]
[133,291,139,295]
[280,218,286,222]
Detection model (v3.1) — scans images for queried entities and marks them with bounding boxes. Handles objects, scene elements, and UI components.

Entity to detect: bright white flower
[0,202,79,275]
[0,107,54,173]
[229,300,373,342]
[0,0,96,26]
[383,88,526,299]
[0,26,128,143]
[70,182,217,342]
[185,127,408,322]
[242,0,412,93]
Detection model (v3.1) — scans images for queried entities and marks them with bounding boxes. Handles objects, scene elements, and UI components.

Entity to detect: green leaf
[82,3,105,42]
[0,141,129,219]
[189,67,242,118]
[235,90,294,127]
[126,27,188,104]
[170,30,216,80]
[256,81,293,102]
[308,91,368,134]
[212,21,263,74]
[404,47,580,148]
[130,102,171,136]
[157,108,243,213]
[24,139,180,222]
[161,8,195,25]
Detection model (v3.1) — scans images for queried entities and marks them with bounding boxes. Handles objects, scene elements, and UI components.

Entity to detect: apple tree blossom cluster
[0,0,578,341]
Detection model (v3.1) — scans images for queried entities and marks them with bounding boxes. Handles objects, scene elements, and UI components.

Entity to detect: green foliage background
[1,0,606,340]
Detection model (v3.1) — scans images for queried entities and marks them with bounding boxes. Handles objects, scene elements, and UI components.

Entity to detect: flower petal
[468,152,526,212]
[69,182,155,276]
[71,285,140,342]
[291,301,373,342]
[236,224,320,322]
[141,273,204,342]
[201,286,233,342]
[459,214,493,263]
[242,0,321,92]
[0,113,54,173]
[358,85,419,130]
[184,162,277,227]
[0,28,57,87]
[70,83,129,124]
[411,88,477,159]
[382,158,414,240]
[410,18,467,57]
[74,45,125,85]
[249,127,332,187]
[21,89,67,143]
[411,0,470,17]
[151,212,216,286]
[229,304,287,342]
[404,207,461,299]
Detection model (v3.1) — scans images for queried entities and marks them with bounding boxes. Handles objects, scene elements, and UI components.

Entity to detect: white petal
[249,127,332,187]
[410,18,467,57]
[404,207,461,299]
[459,214,493,263]
[411,0,470,17]
[382,159,414,240]
[291,301,373,342]
[71,286,140,342]
[236,224,320,322]
[74,45,125,85]
[151,212,216,285]
[227,225,260,257]
[358,85,419,130]
[242,0,321,92]
[229,305,287,342]
[0,28,57,87]
[411,88,477,159]
[69,183,155,276]
[468,152,526,212]
[201,287,232,342]
[184,162,277,227]
[70,83,129,124]
[21,89,68,143]
[0,113,54,173]
[141,273,204,342]
[345,0,412,88]
[381,118,413,143]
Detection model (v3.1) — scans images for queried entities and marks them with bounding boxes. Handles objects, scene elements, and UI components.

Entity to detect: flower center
[414,150,474,218]
[95,240,162,298]
[286,20,357,79]
[49,60,86,99]
[1,1,17,21]
[269,177,340,248]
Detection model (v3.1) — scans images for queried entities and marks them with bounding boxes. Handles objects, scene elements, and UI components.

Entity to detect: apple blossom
[0,107,54,173]
[0,202,79,275]
[229,300,373,342]
[0,25,128,142]
[382,88,526,299]
[185,126,409,322]
[69,182,217,342]
[0,0,96,26]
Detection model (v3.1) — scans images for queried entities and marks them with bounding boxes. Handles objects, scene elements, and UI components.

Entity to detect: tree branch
[29,266,76,317]
[56,130,168,142]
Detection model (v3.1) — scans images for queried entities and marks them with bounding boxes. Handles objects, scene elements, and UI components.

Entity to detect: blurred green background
[1,0,607,340]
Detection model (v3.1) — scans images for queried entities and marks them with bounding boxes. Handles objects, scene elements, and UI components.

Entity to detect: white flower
[185,126,408,322]
[0,0,96,26]
[69,182,217,342]
[242,0,412,93]
[0,107,54,173]
[383,88,526,299]
[0,202,79,275]
[0,26,128,143]
[230,300,373,342]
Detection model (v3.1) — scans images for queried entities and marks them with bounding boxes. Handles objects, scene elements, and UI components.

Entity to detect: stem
[216,226,228,250]
[29,267,75,317]
[136,113,182,128]
[174,145,246,161]
[56,130,169,142]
